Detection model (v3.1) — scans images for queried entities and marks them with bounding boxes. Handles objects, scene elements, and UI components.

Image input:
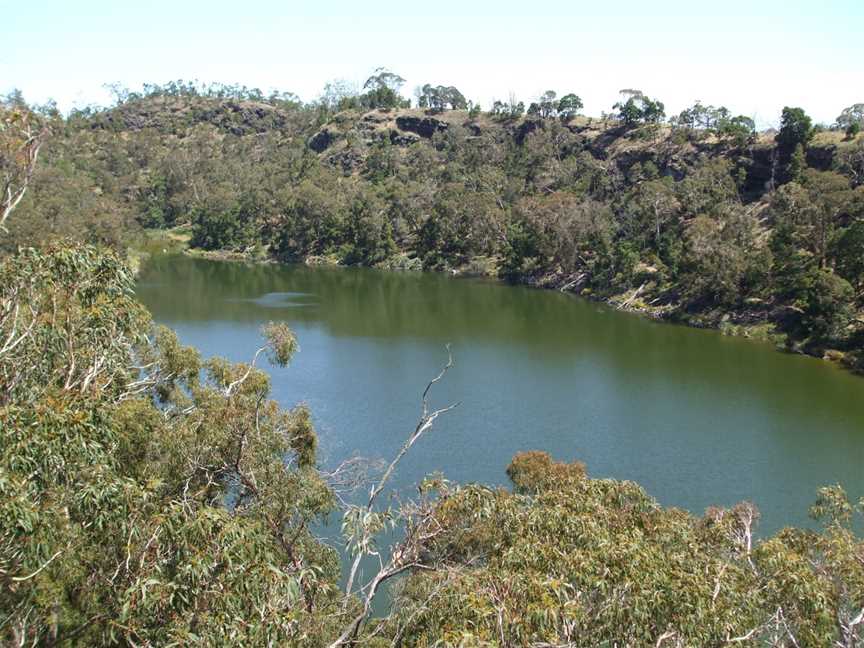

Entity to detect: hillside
[6,90,864,371]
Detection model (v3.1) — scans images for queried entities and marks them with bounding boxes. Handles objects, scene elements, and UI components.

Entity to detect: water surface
[137,255,864,534]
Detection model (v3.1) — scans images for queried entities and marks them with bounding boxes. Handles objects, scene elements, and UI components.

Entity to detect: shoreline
[134,228,860,376]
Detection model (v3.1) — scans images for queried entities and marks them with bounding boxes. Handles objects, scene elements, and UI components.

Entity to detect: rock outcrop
[308,128,337,153]
[395,116,448,138]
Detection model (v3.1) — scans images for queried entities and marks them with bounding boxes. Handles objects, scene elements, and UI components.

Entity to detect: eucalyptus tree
[0,98,47,231]
[362,68,408,109]
[416,84,468,112]
[837,103,864,134]
[0,244,458,646]
[557,93,583,120]
[613,89,665,126]
[387,452,864,647]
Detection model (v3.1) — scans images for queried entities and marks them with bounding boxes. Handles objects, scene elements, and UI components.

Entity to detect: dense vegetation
[2,80,864,645]
[392,453,864,647]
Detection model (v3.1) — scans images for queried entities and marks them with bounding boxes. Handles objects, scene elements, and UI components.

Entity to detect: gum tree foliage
[557,93,583,120]
[416,84,468,113]
[0,98,48,230]
[613,89,666,126]
[834,220,864,295]
[388,452,864,647]
[489,99,525,120]
[525,92,583,121]
[0,243,463,646]
[672,101,755,145]
[675,101,731,130]
[837,103,864,132]
[776,107,814,178]
[361,68,409,110]
[0,245,345,645]
[836,139,864,187]
[527,91,558,119]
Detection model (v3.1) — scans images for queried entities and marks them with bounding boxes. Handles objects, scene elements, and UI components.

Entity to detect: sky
[3,0,863,128]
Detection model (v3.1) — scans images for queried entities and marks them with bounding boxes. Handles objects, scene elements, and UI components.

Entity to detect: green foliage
[777,107,814,180]
[613,89,666,126]
[834,220,864,294]
[557,93,583,120]
[361,68,409,110]
[489,99,525,120]
[800,266,855,340]
[390,452,864,647]
[0,245,344,645]
[417,84,468,112]
[501,220,543,279]
[837,103,864,131]
[0,245,150,404]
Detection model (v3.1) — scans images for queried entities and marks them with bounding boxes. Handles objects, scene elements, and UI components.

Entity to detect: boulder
[395,115,448,138]
[389,130,421,146]
[308,128,336,152]
[806,144,836,171]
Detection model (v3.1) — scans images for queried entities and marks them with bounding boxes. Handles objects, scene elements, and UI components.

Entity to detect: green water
[137,254,864,534]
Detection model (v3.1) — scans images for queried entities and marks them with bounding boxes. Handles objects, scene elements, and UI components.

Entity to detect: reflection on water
[137,254,864,535]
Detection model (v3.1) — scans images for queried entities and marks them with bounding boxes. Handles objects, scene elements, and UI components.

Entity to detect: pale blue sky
[4,0,862,127]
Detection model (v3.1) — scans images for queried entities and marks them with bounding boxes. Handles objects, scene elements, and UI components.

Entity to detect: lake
[137,254,864,535]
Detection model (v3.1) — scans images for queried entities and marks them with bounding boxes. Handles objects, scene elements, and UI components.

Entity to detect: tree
[613,89,665,126]
[363,68,405,94]
[0,244,461,646]
[800,266,855,340]
[681,209,764,305]
[389,452,864,647]
[785,170,855,267]
[320,78,360,113]
[536,90,557,118]
[624,177,680,251]
[508,193,614,278]
[834,220,864,295]
[836,103,864,131]
[776,107,813,180]
[613,89,644,125]
[0,100,47,231]
[416,84,468,113]
[361,68,407,110]
[189,183,258,251]
[720,115,756,146]
[0,246,340,644]
[557,93,583,120]
[675,100,725,131]
[674,102,754,145]
[837,139,864,186]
